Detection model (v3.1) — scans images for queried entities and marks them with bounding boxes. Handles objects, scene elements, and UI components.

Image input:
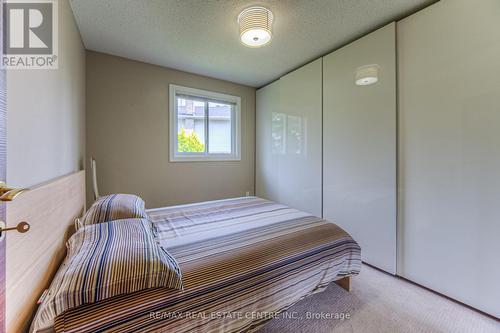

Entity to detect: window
[169,84,241,162]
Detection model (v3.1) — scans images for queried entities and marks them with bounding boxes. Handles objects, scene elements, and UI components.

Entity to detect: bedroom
[0,0,499,332]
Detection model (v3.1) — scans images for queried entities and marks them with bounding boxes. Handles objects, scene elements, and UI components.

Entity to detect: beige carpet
[258,264,499,333]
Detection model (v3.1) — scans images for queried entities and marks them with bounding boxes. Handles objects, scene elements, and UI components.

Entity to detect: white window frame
[169,84,241,162]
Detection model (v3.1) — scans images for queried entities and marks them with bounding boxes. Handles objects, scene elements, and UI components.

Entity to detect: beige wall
[6,0,85,188]
[86,51,255,208]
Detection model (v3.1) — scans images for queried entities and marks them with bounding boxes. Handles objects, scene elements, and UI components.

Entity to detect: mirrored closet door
[322,23,397,274]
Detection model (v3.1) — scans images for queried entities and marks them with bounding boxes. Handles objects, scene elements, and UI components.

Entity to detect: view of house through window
[208,102,232,154]
[177,98,206,153]
[170,85,240,161]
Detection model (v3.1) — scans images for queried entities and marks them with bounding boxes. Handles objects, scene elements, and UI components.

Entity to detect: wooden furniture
[5,171,85,333]
[335,276,352,292]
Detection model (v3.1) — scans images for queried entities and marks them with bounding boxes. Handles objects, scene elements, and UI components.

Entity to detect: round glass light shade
[356,76,378,86]
[355,64,380,86]
[238,6,273,48]
[240,28,272,47]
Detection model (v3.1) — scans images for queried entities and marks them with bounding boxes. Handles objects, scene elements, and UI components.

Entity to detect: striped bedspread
[49,197,361,332]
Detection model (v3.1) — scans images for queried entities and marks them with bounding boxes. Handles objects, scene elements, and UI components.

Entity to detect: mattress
[37,197,361,332]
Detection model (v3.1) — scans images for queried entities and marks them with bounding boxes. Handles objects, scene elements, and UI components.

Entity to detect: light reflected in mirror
[272,112,307,156]
[355,64,380,86]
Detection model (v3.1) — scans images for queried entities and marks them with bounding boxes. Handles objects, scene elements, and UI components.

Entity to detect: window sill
[169,155,241,162]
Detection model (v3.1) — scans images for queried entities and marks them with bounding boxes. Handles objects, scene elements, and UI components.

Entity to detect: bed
[32,196,361,333]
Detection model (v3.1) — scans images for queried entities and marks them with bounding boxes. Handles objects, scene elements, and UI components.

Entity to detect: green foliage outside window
[178,128,205,152]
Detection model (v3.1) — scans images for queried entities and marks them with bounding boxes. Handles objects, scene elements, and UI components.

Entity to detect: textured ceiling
[70,0,435,87]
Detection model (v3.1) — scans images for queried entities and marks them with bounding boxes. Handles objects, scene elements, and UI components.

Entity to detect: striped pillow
[80,193,147,226]
[33,218,183,331]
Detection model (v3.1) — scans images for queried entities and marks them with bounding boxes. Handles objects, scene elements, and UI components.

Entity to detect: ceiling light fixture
[237,6,273,48]
[355,64,380,86]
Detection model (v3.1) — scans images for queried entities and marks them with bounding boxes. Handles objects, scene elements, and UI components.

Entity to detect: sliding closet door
[256,81,280,202]
[256,59,322,216]
[323,23,396,274]
[398,0,500,317]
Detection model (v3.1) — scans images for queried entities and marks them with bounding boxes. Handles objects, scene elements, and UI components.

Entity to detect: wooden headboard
[5,171,85,333]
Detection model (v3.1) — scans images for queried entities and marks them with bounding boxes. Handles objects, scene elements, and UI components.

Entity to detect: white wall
[398,0,500,317]
[7,0,85,188]
[323,23,397,274]
[256,59,322,217]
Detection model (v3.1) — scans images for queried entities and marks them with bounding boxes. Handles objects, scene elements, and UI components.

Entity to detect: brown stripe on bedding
[147,197,272,225]
[179,222,354,287]
[167,216,324,258]
[149,198,289,238]
[48,197,361,333]
[57,245,358,333]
